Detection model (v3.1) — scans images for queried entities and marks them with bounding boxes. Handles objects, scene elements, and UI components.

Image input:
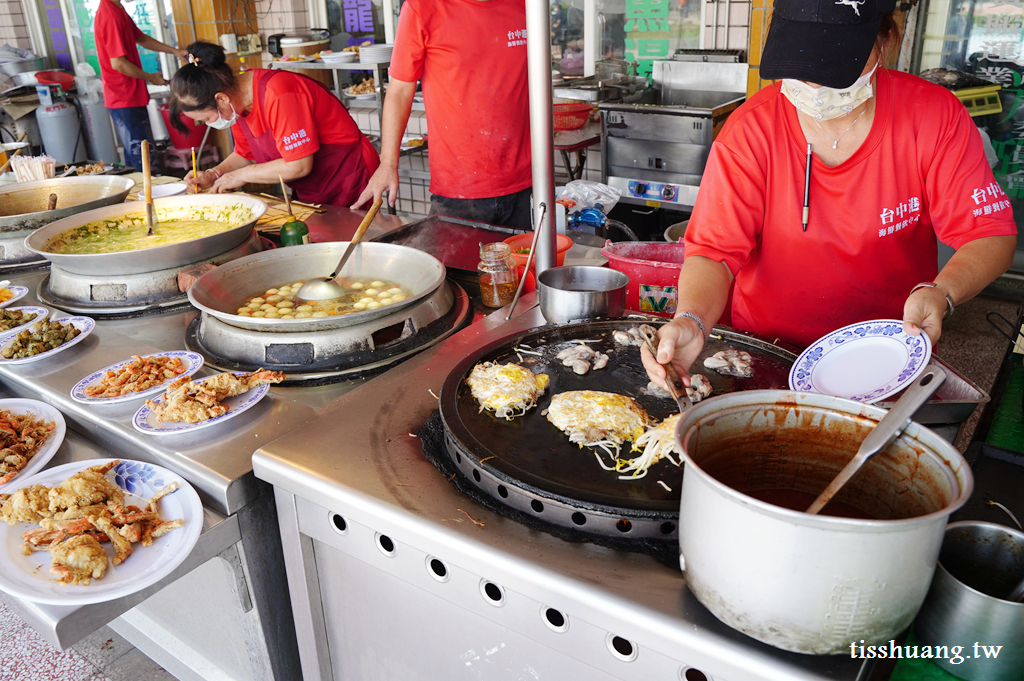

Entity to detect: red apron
[238,70,379,206]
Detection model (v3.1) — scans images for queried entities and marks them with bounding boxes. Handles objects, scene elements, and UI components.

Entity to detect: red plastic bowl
[35,71,75,88]
[503,233,573,268]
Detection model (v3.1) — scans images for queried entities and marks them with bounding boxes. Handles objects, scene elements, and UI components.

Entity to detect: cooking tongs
[638,324,693,414]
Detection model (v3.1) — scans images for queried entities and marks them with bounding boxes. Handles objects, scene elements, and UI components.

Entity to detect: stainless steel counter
[253,304,874,681]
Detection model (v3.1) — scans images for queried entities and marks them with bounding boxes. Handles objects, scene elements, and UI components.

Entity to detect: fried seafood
[84,355,189,398]
[145,369,285,423]
[545,391,650,458]
[0,308,38,332]
[613,327,645,347]
[349,77,375,95]
[687,374,713,402]
[703,349,753,378]
[4,460,184,585]
[1,320,82,359]
[555,342,609,375]
[0,288,13,304]
[467,362,549,419]
[0,409,56,485]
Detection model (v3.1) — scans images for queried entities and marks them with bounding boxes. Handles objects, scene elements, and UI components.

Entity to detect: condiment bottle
[478,242,518,308]
[279,218,310,246]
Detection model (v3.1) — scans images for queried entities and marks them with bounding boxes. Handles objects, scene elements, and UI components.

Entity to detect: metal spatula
[638,324,693,414]
[806,365,946,515]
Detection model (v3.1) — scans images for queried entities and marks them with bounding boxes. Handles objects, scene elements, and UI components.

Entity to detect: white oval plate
[0,399,67,494]
[70,351,205,405]
[0,306,48,338]
[132,373,271,435]
[345,89,376,99]
[0,286,29,309]
[0,458,202,605]
[0,316,95,365]
[789,319,932,403]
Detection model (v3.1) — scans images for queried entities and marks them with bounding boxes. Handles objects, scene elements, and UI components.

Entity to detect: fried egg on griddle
[545,390,650,458]
[466,362,550,420]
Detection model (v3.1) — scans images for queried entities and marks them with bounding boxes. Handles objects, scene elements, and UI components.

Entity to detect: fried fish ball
[250,297,265,304]
[391,294,406,302]
[366,301,381,309]
[277,300,295,308]
[365,288,379,296]
[265,288,279,295]
[353,302,367,310]
[388,287,402,295]
[371,280,385,288]
[260,304,275,311]
[312,311,328,317]
[264,311,280,318]
[350,282,364,290]
[292,282,304,288]
[267,295,283,303]
[280,314,295,319]
[296,305,313,312]
[248,301,262,309]
[237,307,250,314]
[359,297,374,305]
[380,298,393,305]
[251,311,266,317]
[295,312,311,318]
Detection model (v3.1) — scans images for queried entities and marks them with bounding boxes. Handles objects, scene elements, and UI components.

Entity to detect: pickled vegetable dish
[237,279,409,319]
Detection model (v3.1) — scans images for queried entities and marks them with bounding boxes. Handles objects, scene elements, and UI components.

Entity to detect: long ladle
[296,195,383,302]
[806,364,947,515]
[141,139,157,236]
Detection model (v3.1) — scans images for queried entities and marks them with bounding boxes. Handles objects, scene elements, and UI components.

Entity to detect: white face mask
[781,64,878,121]
[206,101,237,130]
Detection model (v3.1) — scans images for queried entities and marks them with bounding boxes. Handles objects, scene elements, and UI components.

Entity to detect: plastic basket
[954,84,1002,117]
[553,103,591,131]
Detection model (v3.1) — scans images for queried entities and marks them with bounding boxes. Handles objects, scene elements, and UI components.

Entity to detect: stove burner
[186,281,471,385]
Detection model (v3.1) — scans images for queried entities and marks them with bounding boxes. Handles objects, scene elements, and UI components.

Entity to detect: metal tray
[440,319,797,522]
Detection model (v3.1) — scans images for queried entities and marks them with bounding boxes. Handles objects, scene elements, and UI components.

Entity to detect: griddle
[371,215,521,279]
[439,318,798,538]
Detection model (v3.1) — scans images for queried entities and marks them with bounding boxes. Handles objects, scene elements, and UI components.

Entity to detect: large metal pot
[24,193,267,275]
[675,390,972,655]
[537,265,627,323]
[0,176,136,235]
[188,241,447,333]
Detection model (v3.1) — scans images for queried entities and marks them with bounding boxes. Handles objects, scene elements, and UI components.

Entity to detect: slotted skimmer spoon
[296,195,383,302]
[805,364,946,515]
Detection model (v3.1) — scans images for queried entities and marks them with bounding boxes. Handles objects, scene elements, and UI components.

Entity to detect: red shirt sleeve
[231,126,254,162]
[922,94,1017,249]
[262,80,320,162]
[388,0,426,83]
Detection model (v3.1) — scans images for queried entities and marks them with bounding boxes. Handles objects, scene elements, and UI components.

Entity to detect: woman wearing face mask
[168,41,379,206]
[643,0,1017,390]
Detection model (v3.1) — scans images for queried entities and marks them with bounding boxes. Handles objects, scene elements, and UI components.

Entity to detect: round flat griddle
[439,319,798,536]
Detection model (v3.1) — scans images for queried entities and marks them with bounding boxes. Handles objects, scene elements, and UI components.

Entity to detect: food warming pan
[188,241,447,333]
[24,193,267,276]
[0,176,136,235]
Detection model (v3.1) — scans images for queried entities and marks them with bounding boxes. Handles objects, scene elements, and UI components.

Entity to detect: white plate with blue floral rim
[132,373,271,435]
[0,316,95,365]
[0,398,66,494]
[0,458,202,605]
[788,319,932,404]
[0,286,29,308]
[70,351,205,405]
[0,306,48,338]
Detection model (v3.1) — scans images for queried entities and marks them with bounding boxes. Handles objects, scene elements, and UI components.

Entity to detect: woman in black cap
[644,0,1017,389]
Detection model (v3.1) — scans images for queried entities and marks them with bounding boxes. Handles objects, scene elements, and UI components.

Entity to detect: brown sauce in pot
[743,488,877,519]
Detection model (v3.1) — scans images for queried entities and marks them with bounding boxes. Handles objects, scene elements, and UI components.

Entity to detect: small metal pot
[537,265,627,323]
[675,390,972,655]
[914,521,1024,681]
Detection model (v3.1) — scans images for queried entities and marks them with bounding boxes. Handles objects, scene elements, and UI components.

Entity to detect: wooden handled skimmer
[805,365,946,515]
[638,324,693,414]
[142,139,156,236]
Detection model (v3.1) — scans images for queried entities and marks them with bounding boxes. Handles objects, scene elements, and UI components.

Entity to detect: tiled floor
[0,290,1018,681]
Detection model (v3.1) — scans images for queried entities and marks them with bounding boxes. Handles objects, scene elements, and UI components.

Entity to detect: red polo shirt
[94,0,149,109]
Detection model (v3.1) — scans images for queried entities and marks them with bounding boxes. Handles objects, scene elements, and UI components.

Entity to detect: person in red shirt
[94,0,184,172]
[350,0,533,228]
[644,0,1017,390]
[169,42,379,207]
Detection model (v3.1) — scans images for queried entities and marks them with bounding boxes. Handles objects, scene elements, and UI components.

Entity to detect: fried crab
[146,369,285,423]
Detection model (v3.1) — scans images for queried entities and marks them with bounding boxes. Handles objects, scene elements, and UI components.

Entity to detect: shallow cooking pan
[24,193,267,276]
[0,176,136,236]
[188,241,447,333]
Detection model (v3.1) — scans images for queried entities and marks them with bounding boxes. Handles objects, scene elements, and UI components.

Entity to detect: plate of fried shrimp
[0,458,202,604]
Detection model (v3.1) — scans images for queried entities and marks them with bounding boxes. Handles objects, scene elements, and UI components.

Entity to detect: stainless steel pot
[537,265,627,323]
[24,194,267,275]
[914,521,1024,681]
[0,176,136,235]
[675,390,972,655]
[188,241,447,333]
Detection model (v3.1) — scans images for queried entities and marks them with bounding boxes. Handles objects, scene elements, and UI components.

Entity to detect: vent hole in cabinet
[571,512,586,526]
[616,519,632,533]
[472,469,481,483]
[455,452,462,464]
[531,499,544,513]
[376,533,395,556]
[480,580,505,606]
[660,521,676,535]
[543,607,568,632]
[682,668,709,681]
[427,556,449,582]
[608,635,637,662]
[497,485,508,498]
[330,513,348,534]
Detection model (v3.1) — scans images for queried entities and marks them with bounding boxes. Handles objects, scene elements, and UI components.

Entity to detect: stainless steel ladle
[296,196,383,302]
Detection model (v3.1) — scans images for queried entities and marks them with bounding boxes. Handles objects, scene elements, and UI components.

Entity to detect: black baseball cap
[759,0,896,88]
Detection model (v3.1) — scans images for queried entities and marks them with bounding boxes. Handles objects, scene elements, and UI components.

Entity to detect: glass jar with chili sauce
[477,242,519,308]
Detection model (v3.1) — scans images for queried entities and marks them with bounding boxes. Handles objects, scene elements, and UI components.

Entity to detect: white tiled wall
[0,0,31,51]
[351,103,434,216]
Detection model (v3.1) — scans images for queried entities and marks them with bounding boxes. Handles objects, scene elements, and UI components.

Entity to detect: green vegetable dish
[44,204,255,255]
